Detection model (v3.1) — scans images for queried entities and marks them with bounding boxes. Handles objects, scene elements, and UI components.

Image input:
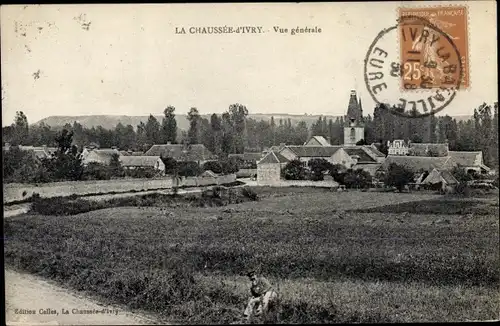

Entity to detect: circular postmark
[364,15,463,118]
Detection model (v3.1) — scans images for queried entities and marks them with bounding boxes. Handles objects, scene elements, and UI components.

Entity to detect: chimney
[326,137,331,145]
[5,142,10,150]
[279,143,285,148]
[167,141,171,145]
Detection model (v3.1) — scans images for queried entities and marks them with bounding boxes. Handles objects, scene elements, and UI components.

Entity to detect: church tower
[344,90,365,146]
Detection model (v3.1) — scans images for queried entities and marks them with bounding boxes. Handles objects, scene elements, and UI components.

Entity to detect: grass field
[4,187,499,323]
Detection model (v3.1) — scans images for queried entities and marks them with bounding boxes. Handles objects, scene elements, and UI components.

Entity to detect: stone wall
[3,174,236,204]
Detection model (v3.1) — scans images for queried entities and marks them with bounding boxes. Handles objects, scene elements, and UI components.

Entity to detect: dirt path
[5,269,163,325]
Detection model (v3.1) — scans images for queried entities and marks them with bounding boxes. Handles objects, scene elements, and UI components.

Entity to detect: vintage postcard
[2,1,498,325]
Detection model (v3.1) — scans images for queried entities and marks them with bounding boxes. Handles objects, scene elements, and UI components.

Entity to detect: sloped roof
[84,149,121,163]
[120,156,161,167]
[284,145,343,157]
[448,151,481,167]
[258,151,289,164]
[145,144,214,161]
[409,143,449,156]
[383,155,457,172]
[228,152,263,162]
[305,136,330,146]
[422,168,458,185]
[344,147,377,163]
[93,149,121,156]
[364,145,386,157]
[119,150,130,156]
[440,170,458,184]
[353,163,383,176]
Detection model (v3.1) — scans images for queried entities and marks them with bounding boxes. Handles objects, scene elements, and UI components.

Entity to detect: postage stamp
[364,14,463,118]
[398,6,469,90]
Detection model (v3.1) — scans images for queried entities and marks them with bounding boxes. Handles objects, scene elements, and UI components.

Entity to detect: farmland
[4,187,499,324]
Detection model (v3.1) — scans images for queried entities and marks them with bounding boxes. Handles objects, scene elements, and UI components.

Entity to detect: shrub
[241,187,259,201]
[220,157,240,174]
[342,169,373,189]
[384,163,415,191]
[282,159,306,180]
[82,162,112,180]
[329,164,347,183]
[161,157,178,175]
[451,166,474,183]
[178,161,202,177]
[203,161,223,174]
[307,158,333,181]
[454,182,471,196]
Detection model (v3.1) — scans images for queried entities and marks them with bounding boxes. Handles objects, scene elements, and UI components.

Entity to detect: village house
[280,145,356,168]
[387,140,409,156]
[3,143,58,162]
[80,148,121,166]
[256,151,289,185]
[256,90,388,183]
[420,168,459,192]
[382,155,457,174]
[119,156,165,173]
[228,152,263,168]
[145,143,215,164]
[387,140,450,157]
[448,151,491,175]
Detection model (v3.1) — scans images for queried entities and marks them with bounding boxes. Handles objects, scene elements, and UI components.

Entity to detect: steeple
[343,89,365,146]
[346,90,363,125]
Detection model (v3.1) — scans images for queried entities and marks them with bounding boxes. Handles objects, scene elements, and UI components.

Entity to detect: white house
[448,151,491,174]
[279,145,357,168]
[119,156,165,172]
[387,140,410,156]
[80,148,121,166]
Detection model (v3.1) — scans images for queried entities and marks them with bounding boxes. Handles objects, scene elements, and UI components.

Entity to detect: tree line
[3,102,498,168]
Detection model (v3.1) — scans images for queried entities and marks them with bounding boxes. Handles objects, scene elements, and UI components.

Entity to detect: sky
[1,1,497,126]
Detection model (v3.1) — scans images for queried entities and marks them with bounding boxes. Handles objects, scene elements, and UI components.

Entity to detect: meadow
[4,187,499,324]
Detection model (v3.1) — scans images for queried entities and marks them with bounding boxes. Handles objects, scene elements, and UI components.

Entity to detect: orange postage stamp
[398,6,469,91]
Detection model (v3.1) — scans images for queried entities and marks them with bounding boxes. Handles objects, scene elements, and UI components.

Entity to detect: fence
[3,174,237,204]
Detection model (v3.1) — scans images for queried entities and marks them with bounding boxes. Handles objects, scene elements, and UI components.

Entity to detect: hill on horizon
[31,113,473,131]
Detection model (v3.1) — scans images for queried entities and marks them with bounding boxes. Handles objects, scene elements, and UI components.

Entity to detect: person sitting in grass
[242,270,277,322]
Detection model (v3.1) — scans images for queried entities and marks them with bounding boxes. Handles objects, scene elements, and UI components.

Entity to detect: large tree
[162,106,177,144]
[187,107,201,145]
[145,114,161,145]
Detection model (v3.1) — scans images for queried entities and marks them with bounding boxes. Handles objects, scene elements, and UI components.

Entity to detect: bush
[82,163,112,180]
[241,187,259,201]
[451,166,474,183]
[203,161,223,174]
[31,196,106,216]
[220,157,240,174]
[384,163,415,191]
[454,182,471,196]
[161,157,178,175]
[342,169,373,189]
[178,161,202,177]
[307,158,333,181]
[282,159,306,180]
[329,164,347,183]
